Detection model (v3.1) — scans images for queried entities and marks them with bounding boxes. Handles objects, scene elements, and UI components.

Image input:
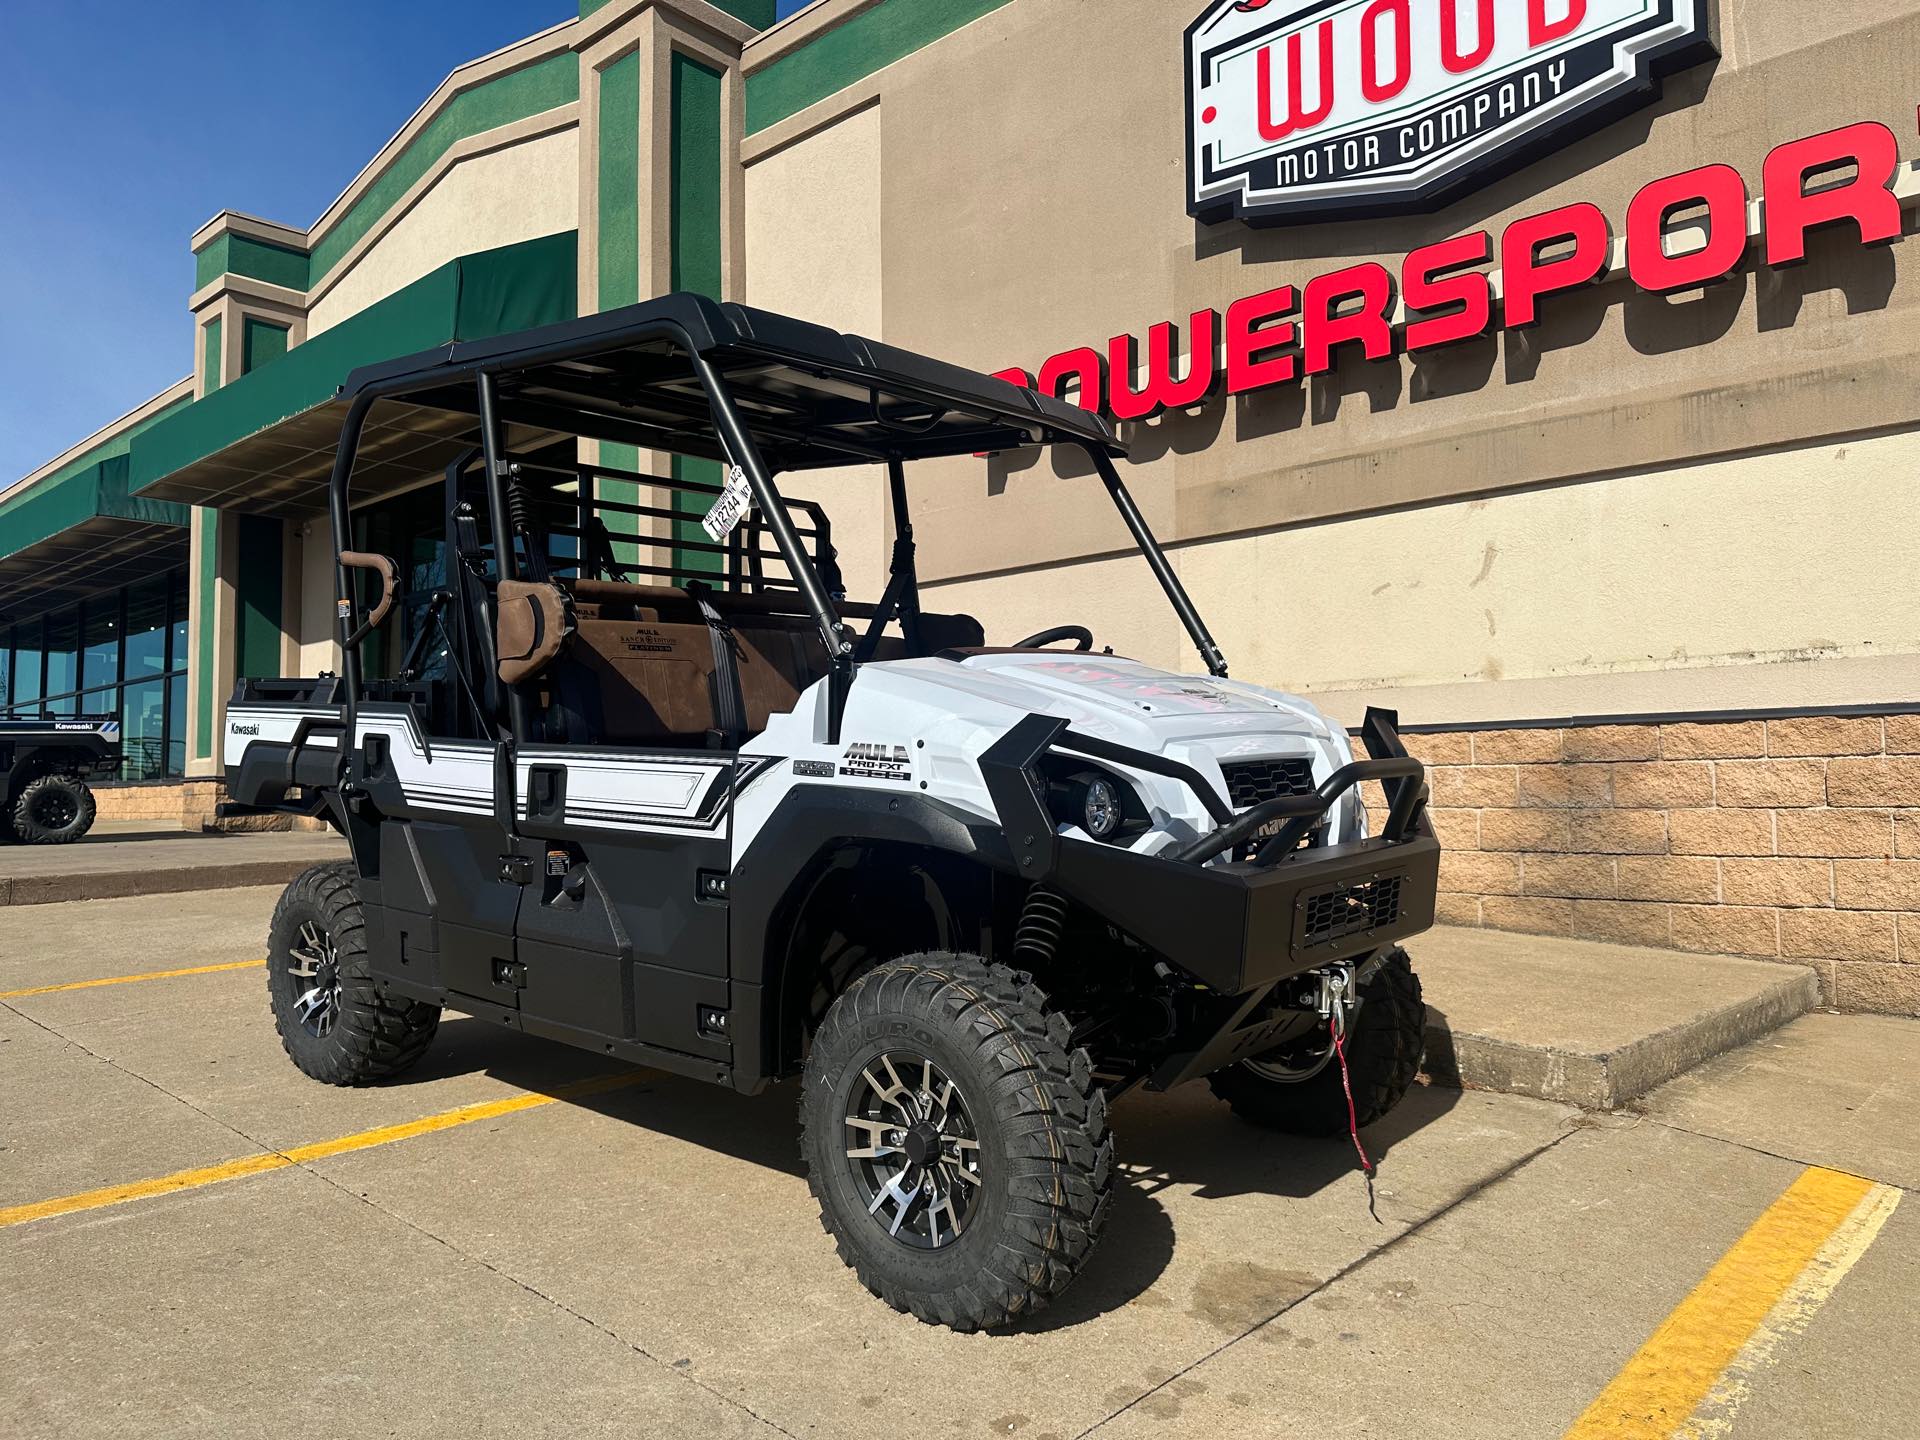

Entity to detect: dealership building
[2,0,1918,1011]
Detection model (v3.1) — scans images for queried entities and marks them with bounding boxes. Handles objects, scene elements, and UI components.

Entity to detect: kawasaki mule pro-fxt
[226,295,1440,1331]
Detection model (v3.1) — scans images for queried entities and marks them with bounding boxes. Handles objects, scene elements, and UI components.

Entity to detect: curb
[1419,966,1823,1111]
[0,859,325,908]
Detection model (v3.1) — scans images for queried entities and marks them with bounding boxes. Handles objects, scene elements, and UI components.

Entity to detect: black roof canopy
[340,293,1120,473]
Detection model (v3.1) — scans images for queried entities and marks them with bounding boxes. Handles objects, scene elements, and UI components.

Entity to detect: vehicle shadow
[418,1013,1462,1331]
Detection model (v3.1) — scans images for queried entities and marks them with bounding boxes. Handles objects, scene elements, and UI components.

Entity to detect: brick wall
[93,780,325,832]
[1360,713,1920,1017]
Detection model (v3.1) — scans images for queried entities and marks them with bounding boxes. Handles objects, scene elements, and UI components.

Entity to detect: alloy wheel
[29,791,78,830]
[286,919,342,1038]
[843,1052,983,1250]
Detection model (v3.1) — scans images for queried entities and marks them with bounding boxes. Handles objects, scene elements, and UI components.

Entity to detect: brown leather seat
[539,578,981,747]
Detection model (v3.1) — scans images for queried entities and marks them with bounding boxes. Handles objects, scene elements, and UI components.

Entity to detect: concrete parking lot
[3,886,1916,1439]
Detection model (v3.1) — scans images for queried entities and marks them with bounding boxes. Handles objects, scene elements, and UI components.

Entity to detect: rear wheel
[800,954,1113,1331]
[1209,948,1425,1136]
[10,773,97,845]
[267,861,440,1086]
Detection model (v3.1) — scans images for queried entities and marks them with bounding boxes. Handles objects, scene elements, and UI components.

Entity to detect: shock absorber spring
[1012,886,1070,966]
[504,464,533,539]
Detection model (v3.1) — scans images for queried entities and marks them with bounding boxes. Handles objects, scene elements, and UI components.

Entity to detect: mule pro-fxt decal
[838,741,913,784]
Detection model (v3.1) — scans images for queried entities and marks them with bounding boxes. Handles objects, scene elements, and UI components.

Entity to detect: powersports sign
[998,119,1905,420]
[1187,0,1716,223]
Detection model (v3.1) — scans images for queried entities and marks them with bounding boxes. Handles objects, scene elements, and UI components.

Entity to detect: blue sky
[0,0,815,484]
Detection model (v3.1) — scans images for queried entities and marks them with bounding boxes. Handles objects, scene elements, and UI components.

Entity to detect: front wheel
[800,954,1113,1331]
[10,773,97,844]
[267,861,441,1086]
[1209,948,1425,1136]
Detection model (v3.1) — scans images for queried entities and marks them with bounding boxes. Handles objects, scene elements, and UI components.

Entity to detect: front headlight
[1082,777,1122,839]
[1040,762,1145,843]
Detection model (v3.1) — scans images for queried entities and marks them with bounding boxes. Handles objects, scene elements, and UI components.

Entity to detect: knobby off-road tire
[10,773,97,845]
[1209,948,1425,1137]
[267,861,440,1086]
[800,954,1113,1331]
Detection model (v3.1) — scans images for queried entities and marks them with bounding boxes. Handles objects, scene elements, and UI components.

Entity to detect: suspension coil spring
[1012,886,1070,966]
[504,465,534,538]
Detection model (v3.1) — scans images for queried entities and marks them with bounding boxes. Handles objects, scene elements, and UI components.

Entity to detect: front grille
[1300,874,1404,949]
[1224,757,1318,860]
[1222,757,1315,809]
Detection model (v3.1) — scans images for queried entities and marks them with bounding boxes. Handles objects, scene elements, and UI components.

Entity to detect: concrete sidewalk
[1416,926,1823,1110]
[0,821,344,906]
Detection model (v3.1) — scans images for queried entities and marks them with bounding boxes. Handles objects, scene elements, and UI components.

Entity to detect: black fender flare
[727,785,1014,1091]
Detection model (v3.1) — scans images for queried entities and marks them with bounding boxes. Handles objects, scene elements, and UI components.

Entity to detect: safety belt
[685,579,746,747]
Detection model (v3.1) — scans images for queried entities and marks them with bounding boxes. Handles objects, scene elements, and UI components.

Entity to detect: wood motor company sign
[1186,0,1717,223]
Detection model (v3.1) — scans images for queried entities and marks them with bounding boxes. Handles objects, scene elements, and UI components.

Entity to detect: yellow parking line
[1565,1165,1902,1438]
[0,1070,645,1230]
[0,958,265,1000]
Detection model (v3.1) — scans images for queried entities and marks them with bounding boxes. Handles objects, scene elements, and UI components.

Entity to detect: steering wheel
[1013,625,1094,652]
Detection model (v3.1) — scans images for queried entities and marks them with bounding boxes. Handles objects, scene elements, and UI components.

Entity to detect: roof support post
[327,390,378,704]
[1083,444,1229,679]
[687,349,854,740]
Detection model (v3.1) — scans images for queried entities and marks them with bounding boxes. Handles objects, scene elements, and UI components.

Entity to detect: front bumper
[980,708,1440,998]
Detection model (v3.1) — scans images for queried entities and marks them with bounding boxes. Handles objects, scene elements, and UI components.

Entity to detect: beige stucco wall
[743,0,1920,720]
[926,428,1920,721]
[744,103,889,597]
[308,127,582,334]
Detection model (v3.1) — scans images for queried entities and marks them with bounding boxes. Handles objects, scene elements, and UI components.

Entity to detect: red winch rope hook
[1329,977,1382,1225]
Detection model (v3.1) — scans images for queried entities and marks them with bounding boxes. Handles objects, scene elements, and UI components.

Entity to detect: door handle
[527,764,567,827]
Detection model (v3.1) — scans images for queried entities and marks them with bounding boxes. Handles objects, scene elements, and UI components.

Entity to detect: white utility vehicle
[226,296,1439,1330]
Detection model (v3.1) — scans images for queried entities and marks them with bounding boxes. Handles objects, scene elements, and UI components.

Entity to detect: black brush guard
[980,707,1441,1089]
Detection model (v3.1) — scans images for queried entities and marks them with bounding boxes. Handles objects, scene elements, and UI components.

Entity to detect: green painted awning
[0,454,189,622]
[131,230,579,516]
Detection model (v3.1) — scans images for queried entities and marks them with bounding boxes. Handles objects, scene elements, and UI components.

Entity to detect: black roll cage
[326,304,1230,764]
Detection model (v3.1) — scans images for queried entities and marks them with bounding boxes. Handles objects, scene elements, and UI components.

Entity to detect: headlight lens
[1039,762,1143,843]
[1083,778,1121,839]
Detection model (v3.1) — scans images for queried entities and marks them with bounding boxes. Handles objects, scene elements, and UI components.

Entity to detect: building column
[185,506,237,779]
[576,0,754,568]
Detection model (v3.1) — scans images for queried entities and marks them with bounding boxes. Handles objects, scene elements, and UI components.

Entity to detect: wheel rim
[286,919,341,1039]
[843,1051,982,1251]
[29,790,77,830]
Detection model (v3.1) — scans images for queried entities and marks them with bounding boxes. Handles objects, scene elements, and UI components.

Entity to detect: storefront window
[12,619,42,707]
[170,576,188,672]
[122,678,167,781]
[83,596,119,691]
[44,609,78,701]
[166,673,187,775]
[126,576,168,679]
[0,568,189,779]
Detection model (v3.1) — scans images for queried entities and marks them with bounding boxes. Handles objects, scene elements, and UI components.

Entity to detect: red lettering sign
[1226,286,1299,392]
[1404,232,1494,351]
[1762,122,1902,267]
[1109,312,1219,421]
[1625,164,1748,293]
[1304,264,1396,374]
[1500,201,1612,328]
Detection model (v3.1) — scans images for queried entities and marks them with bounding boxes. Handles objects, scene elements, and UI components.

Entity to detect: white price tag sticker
[701,465,753,542]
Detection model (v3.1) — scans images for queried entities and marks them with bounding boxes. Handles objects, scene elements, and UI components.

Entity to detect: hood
[860,651,1341,753]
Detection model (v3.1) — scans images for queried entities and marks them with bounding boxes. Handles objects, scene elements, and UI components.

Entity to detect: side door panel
[354,704,522,1019]
[511,747,752,1061]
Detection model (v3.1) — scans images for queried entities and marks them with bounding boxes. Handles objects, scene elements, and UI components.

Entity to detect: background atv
[0,717,118,844]
[225,294,1440,1331]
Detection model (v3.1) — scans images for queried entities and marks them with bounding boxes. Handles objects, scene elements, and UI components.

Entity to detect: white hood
[859,652,1340,753]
